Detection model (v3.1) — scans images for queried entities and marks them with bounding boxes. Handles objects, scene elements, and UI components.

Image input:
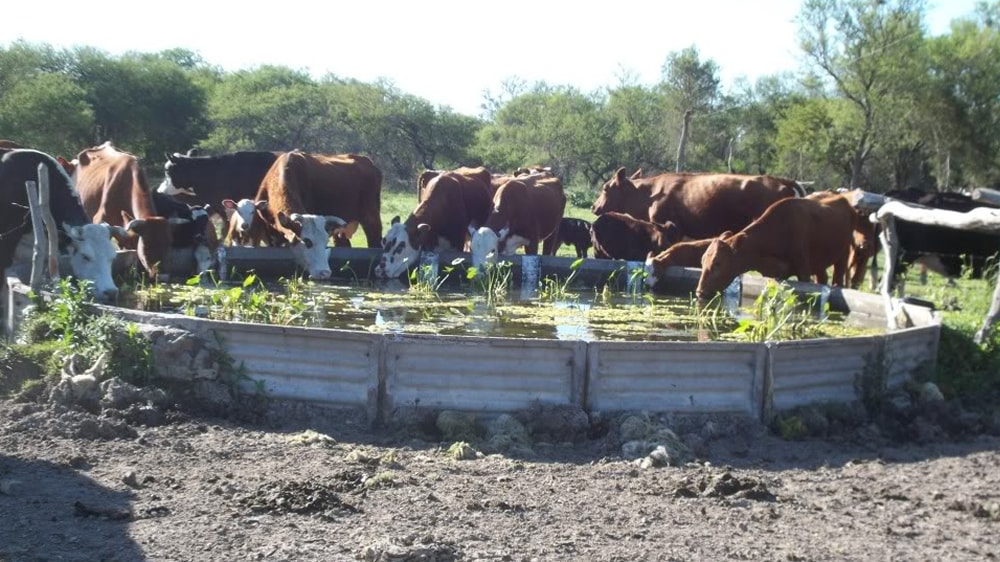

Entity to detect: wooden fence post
[37,163,60,281]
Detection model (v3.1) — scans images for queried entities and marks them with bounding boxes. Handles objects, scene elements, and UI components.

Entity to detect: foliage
[539,259,585,303]
[731,281,826,342]
[16,279,155,386]
[467,260,513,308]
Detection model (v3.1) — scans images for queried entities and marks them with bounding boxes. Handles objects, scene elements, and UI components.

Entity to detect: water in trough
[123,271,882,343]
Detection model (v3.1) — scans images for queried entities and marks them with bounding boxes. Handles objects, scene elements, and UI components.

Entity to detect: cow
[590,211,682,262]
[152,192,218,274]
[591,167,804,240]
[880,189,1000,285]
[248,151,381,278]
[808,190,878,290]
[0,149,121,301]
[73,142,182,282]
[158,150,281,215]
[469,176,566,269]
[0,140,24,149]
[691,194,857,299]
[558,218,592,258]
[644,233,734,286]
[417,166,492,203]
[376,171,492,278]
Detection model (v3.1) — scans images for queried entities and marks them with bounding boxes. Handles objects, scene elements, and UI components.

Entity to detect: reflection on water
[124,277,875,343]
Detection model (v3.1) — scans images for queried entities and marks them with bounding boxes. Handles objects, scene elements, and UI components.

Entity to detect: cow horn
[324,215,346,227]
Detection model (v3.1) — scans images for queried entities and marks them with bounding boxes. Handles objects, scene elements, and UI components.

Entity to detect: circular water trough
[3,248,941,425]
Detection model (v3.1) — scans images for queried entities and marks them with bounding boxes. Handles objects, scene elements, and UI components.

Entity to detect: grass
[350,187,597,257]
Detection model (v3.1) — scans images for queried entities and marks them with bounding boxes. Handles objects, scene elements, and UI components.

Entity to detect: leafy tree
[659,46,721,171]
[0,72,94,156]
[925,3,1000,186]
[796,0,927,188]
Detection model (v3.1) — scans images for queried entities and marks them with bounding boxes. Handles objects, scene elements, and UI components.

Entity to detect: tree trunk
[675,109,693,172]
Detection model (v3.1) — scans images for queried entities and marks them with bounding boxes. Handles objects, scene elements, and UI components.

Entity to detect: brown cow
[692,194,857,299]
[247,151,379,278]
[417,166,492,202]
[590,211,682,261]
[377,171,492,278]
[73,142,181,281]
[807,190,878,289]
[591,168,804,240]
[469,176,566,268]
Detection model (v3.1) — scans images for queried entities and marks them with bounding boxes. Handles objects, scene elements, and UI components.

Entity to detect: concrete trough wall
[4,264,941,425]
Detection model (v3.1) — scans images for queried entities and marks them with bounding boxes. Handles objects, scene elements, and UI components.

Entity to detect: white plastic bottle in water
[521,255,540,288]
[723,275,742,315]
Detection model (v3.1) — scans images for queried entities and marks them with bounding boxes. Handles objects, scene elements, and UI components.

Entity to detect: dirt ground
[1,388,999,562]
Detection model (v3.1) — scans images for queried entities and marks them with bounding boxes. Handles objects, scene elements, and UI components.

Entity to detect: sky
[2,0,983,117]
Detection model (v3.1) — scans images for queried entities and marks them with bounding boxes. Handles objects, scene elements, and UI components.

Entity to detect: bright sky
[2,0,981,117]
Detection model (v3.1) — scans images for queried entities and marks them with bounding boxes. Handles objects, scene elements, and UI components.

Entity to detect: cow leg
[815,268,829,285]
[525,241,540,255]
[361,216,382,249]
[576,245,586,259]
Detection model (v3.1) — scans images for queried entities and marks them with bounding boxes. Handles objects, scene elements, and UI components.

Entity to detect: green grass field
[348,188,598,257]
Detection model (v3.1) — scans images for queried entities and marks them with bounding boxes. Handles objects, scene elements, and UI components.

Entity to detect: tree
[797,0,927,187]
[659,47,720,171]
[0,72,94,156]
[924,3,1000,186]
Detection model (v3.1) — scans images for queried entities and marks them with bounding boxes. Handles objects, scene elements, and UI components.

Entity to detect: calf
[694,194,856,299]
[590,211,682,262]
[558,218,592,258]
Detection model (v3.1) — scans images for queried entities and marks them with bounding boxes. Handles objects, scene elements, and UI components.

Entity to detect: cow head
[61,222,122,302]
[376,215,430,278]
[275,212,345,279]
[469,225,506,269]
[651,221,683,254]
[695,236,740,299]
[159,152,199,197]
[592,167,637,216]
[123,211,180,283]
[223,198,260,238]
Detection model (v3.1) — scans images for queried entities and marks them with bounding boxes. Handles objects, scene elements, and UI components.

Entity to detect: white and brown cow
[377,171,493,278]
[469,175,566,269]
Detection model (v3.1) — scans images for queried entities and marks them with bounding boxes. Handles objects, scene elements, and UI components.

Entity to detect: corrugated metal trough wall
[5,266,940,424]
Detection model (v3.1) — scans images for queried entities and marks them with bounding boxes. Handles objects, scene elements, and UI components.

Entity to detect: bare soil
[1,392,999,562]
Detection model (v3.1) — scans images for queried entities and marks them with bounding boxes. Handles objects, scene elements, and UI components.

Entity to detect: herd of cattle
[2,138,1000,306]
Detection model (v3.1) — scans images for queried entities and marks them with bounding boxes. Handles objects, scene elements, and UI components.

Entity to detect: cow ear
[255,200,269,212]
[720,230,734,240]
[62,222,81,241]
[77,152,90,167]
[614,167,627,182]
[391,215,401,225]
[125,218,147,235]
[121,210,135,224]
[630,169,642,180]
[222,199,237,209]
